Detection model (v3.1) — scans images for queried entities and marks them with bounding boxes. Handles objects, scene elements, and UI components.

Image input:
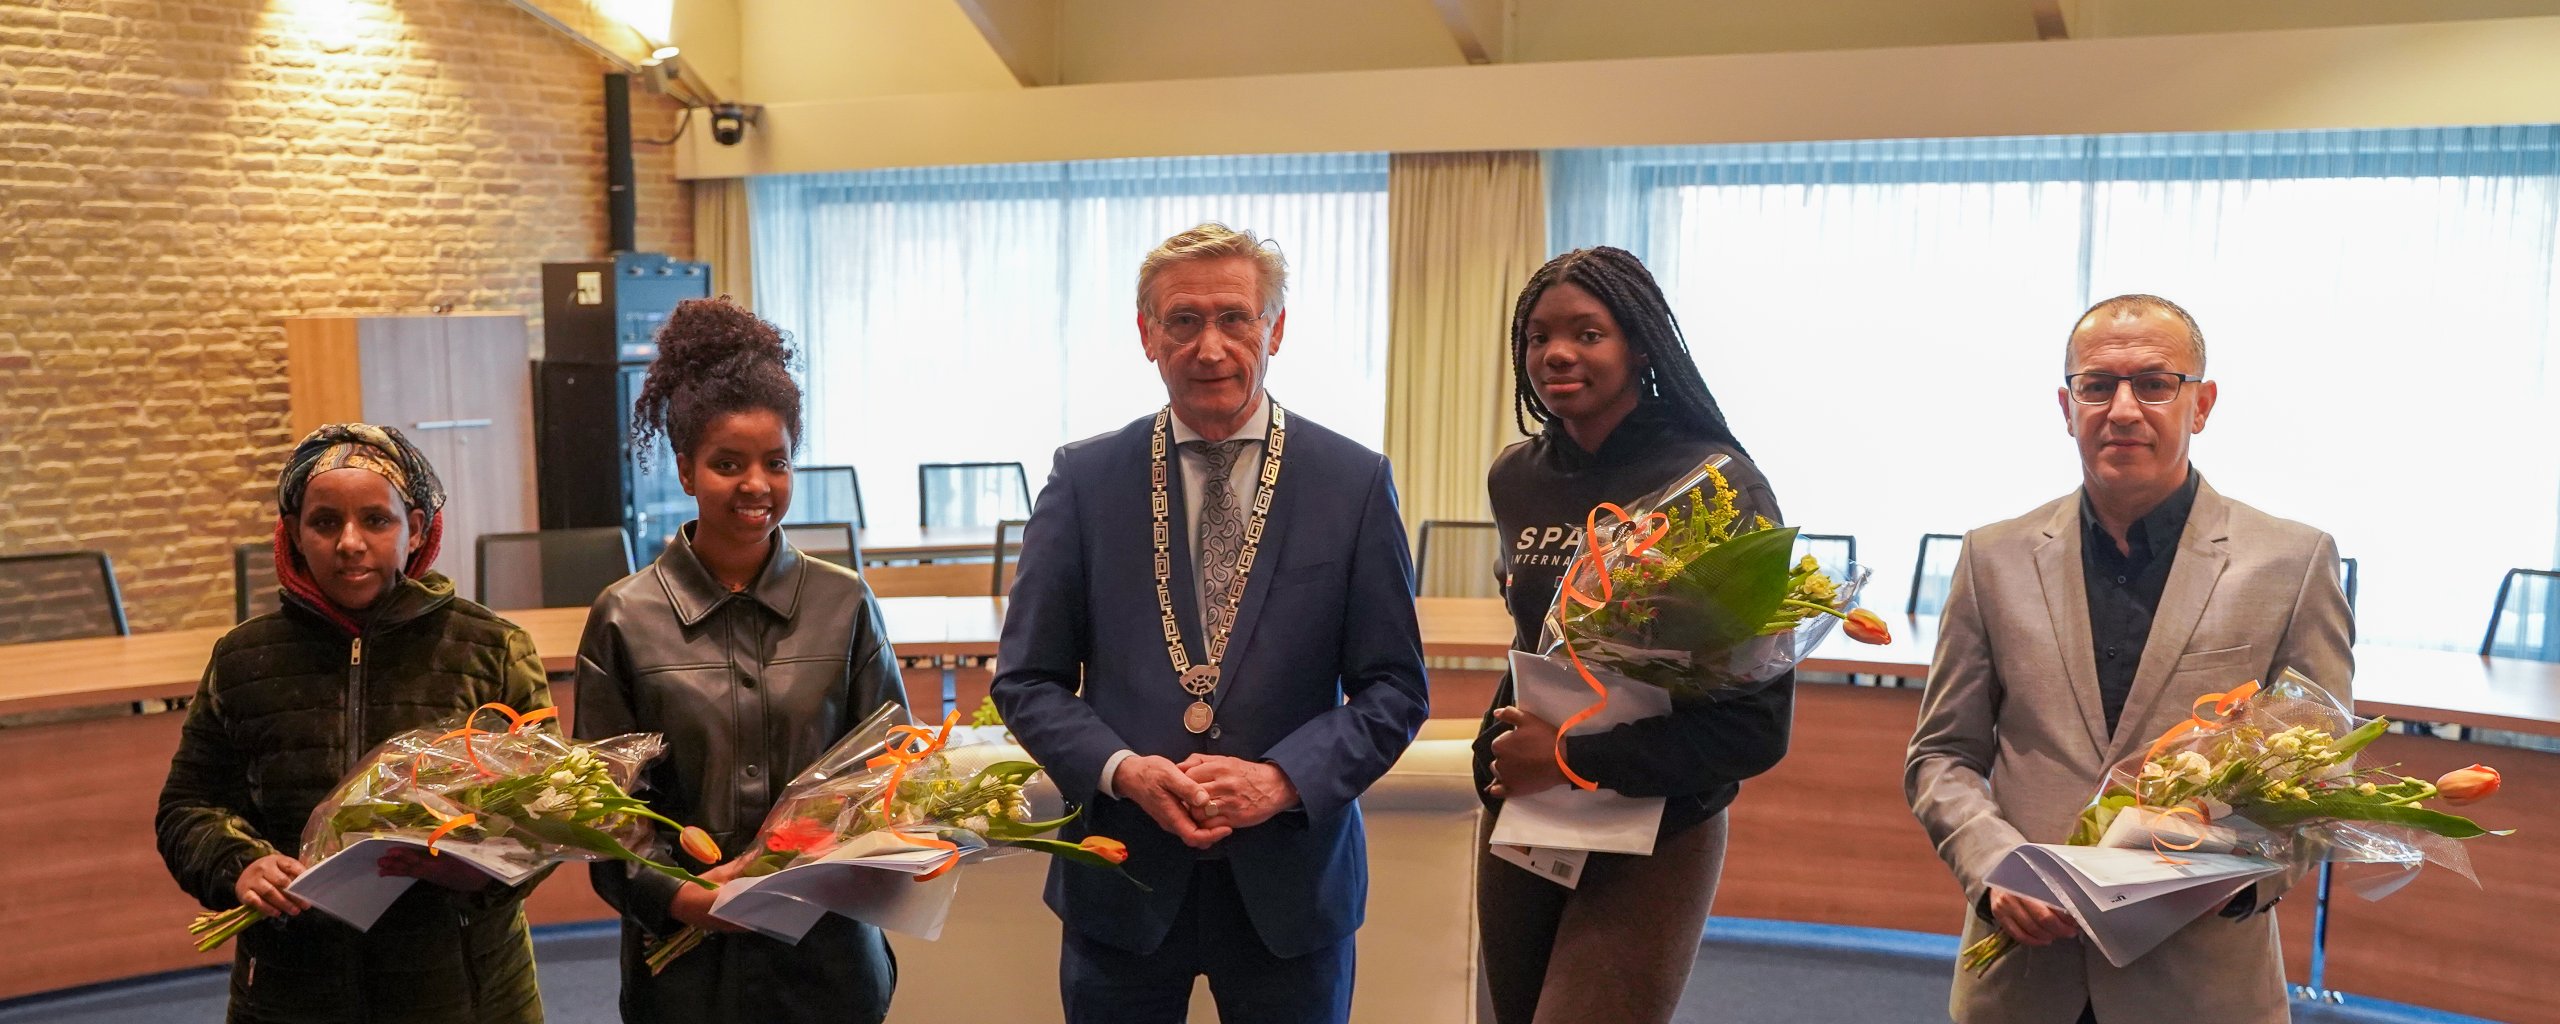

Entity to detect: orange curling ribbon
[890,831,964,882]
[423,810,478,856]
[2144,681,2261,761]
[866,711,961,821]
[2146,804,2209,865]
[407,702,542,787]
[1547,503,1670,792]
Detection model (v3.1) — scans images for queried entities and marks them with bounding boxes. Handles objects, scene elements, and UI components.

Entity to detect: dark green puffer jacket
[156,572,554,1024]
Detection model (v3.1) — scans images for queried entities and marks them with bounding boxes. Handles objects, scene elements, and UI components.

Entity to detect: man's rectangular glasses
[1155,309,1265,344]
[2065,371,2201,406]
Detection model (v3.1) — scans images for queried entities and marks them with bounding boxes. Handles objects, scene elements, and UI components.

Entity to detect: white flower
[526,787,578,818]
[2171,751,2214,782]
[960,815,992,835]
[549,771,576,787]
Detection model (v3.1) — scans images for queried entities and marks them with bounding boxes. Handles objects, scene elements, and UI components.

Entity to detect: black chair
[1908,533,1966,617]
[2338,556,2358,612]
[1414,520,1503,599]
[783,522,860,570]
[233,542,280,623]
[918,462,1031,529]
[2481,568,2560,661]
[992,519,1030,597]
[1795,533,1859,573]
[474,528,635,610]
[0,550,129,644]
[790,465,867,529]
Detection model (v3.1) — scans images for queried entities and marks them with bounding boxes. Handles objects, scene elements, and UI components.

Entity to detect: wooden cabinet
[283,313,536,605]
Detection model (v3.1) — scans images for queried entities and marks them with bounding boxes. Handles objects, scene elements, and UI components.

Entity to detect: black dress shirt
[2081,468,2200,735]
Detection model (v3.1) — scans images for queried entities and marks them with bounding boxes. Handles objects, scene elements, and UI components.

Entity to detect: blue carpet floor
[0,918,2509,1023]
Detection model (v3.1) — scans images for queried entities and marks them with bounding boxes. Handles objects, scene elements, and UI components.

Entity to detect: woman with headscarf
[157,423,554,1024]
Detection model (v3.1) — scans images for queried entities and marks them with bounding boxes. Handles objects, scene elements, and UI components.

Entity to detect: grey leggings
[1475,810,1730,1024]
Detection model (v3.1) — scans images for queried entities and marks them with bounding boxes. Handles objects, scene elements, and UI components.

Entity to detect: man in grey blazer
[1907,294,2354,1024]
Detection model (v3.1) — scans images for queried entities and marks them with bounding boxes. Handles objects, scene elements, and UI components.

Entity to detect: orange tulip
[1842,607,1892,645]
[1079,836,1130,865]
[2435,764,2501,805]
[679,826,723,863]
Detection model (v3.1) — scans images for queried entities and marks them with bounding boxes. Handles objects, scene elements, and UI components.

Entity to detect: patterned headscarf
[273,423,447,628]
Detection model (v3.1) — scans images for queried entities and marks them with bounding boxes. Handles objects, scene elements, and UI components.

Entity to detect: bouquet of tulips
[643,706,1137,974]
[1960,669,2510,973]
[190,702,711,951]
[1539,454,1891,700]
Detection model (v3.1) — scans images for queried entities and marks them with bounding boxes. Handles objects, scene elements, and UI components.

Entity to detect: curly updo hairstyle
[631,296,804,467]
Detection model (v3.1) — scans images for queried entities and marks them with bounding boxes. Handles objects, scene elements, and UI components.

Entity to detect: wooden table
[855,524,1000,563]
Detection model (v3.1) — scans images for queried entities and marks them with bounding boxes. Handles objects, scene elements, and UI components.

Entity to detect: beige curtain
[1384,151,1547,597]
[693,177,755,308]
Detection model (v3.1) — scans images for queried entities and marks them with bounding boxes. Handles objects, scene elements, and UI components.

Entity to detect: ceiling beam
[952,0,1059,87]
[1430,0,1506,64]
[2031,0,2072,40]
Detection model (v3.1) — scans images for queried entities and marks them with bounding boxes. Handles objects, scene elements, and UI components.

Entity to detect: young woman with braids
[572,297,909,1023]
[157,424,554,1023]
[1472,247,1793,1024]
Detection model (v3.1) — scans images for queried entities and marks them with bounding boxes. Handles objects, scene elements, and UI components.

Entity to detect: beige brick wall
[0,0,695,633]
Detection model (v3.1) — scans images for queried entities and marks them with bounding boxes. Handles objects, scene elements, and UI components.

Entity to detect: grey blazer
[1906,476,2354,1024]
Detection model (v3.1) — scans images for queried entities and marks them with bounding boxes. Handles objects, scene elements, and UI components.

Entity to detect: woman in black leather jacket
[571,297,909,1024]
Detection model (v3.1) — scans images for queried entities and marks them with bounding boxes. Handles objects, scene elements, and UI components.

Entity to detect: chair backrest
[2482,568,2560,660]
[918,462,1032,529]
[1795,533,1859,574]
[1908,533,1966,617]
[993,519,1030,596]
[0,550,129,643]
[789,465,866,529]
[1414,520,1503,599]
[474,528,635,610]
[2338,556,2359,612]
[784,522,860,570]
[234,542,280,623]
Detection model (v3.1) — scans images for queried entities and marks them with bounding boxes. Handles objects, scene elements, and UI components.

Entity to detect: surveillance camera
[709,103,761,147]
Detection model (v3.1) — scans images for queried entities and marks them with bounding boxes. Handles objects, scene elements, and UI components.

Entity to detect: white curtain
[1550,127,2560,651]
[751,154,1390,528]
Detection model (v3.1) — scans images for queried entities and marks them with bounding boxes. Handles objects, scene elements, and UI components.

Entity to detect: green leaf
[1654,526,1798,652]
[2243,797,2508,838]
[512,817,714,888]
[984,809,1079,840]
[995,837,1150,891]
[2331,718,2391,759]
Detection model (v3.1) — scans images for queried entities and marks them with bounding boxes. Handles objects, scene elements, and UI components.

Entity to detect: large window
[752,154,1390,528]
[1551,127,2560,651]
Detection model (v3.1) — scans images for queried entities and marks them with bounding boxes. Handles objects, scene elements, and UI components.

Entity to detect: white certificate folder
[1486,650,1669,856]
[1986,843,2281,967]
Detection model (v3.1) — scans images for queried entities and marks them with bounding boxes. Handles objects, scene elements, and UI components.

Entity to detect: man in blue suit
[992,222,1431,1024]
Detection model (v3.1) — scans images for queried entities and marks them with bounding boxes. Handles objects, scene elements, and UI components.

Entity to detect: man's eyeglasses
[2065,371,2202,406]
[1154,309,1266,344]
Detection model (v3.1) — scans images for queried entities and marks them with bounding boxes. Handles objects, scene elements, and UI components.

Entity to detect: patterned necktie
[1186,438,1253,639]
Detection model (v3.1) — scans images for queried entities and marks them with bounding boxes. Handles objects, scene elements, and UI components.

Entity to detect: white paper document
[1986,841,2282,967]
[1487,843,1590,889]
[1487,650,1670,856]
[708,831,966,941]
[286,835,544,931]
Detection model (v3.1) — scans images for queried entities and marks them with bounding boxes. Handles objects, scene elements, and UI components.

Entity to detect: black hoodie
[1471,402,1795,838]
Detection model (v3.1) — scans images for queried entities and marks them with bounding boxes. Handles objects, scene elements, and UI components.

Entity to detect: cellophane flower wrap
[188,702,709,951]
[643,705,1136,974]
[1536,453,1883,702]
[1960,668,2512,973]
